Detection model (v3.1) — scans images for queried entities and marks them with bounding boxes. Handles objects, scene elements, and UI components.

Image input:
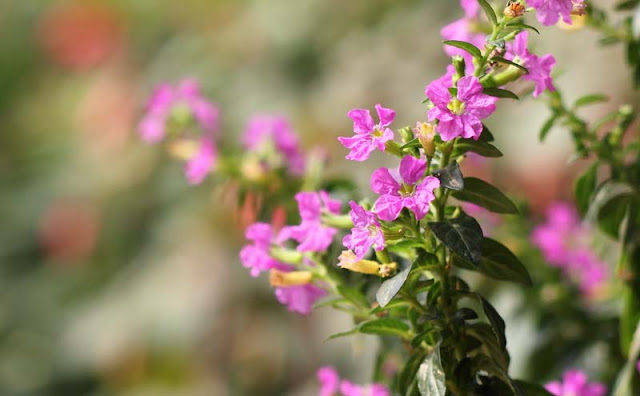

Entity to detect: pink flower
[184,137,216,185]
[317,366,340,396]
[239,223,289,277]
[243,115,305,174]
[138,79,219,143]
[279,191,341,252]
[371,156,440,221]
[545,370,606,396]
[343,201,385,260]
[340,380,391,396]
[528,0,584,26]
[426,76,497,141]
[338,104,396,161]
[441,0,485,75]
[274,282,327,315]
[506,32,556,97]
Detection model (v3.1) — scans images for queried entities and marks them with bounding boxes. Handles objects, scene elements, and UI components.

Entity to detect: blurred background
[0,0,633,395]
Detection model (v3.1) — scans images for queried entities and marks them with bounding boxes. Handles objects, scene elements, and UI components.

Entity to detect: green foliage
[451,177,519,214]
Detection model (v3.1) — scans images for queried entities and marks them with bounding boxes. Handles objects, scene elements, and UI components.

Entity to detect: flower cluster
[138,79,220,184]
[441,0,485,75]
[505,31,556,97]
[545,370,606,396]
[532,202,608,297]
[318,366,390,396]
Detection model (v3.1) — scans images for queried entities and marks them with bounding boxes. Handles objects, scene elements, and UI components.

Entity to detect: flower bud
[504,1,525,18]
[413,122,436,157]
[269,269,313,287]
[399,126,414,143]
[452,56,466,81]
[338,250,397,278]
[270,246,304,264]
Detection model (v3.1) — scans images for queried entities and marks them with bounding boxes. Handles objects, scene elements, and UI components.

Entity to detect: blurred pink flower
[316,366,390,396]
[317,366,340,396]
[243,115,305,174]
[528,0,585,26]
[184,137,217,185]
[239,223,289,277]
[545,370,606,396]
[440,0,485,75]
[274,282,326,315]
[506,32,556,97]
[340,380,390,396]
[338,104,395,161]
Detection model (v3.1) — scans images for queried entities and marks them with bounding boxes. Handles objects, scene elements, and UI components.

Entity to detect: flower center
[399,183,415,197]
[371,126,384,138]
[447,97,466,115]
[367,225,379,237]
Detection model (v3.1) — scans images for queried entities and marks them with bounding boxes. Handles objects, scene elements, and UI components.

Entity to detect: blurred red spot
[38,2,125,70]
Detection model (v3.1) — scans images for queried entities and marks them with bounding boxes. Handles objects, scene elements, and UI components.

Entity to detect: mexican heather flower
[441,0,485,74]
[243,115,305,174]
[184,137,216,185]
[340,380,391,396]
[506,32,556,97]
[371,156,440,221]
[317,366,340,396]
[343,201,385,260]
[239,222,289,277]
[545,370,606,396]
[338,104,395,161]
[138,79,219,143]
[273,280,327,315]
[426,75,497,141]
[279,191,341,252]
[528,0,585,26]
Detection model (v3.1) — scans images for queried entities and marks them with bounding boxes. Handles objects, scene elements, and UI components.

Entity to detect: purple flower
[343,201,385,260]
[506,32,556,97]
[528,0,584,26]
[243,115,305,174]
[317,366,340,396]
[138,79,219,143]
[426,76,497,141]
[184,137,216,185]
[340,380,391,396]
[239,223,289,277]
[338,104,396,161]
[274,282,327,315]
[371,156,440,221]
[279,191,341,252]
[545,370,606,396]
[441,0,485,75]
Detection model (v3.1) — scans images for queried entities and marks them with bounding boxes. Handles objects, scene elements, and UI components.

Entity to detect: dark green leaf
[483,87,519,100]
[455,238,532,286]
[432,161,464,191]
[539,113,559,141]
[359,318,411,337]
[478,124,495,142]
[398,352,425,396]
[452,177,519,214]
[429,214,483,264]
[481,297,507,349]
[491,56,529,74]
[574,162,598,216]
[597,193,636,239]
[376,262,413,308]
[417,346,446,396]
[505,22,540,34]
[452,139,503,158]
[443,40,482,58]
[466,324,510,373]
[513,380,554,396]
[616,0,640,11]
[413,250,439,270]
[477,0,498,26]
[574,94,609,108]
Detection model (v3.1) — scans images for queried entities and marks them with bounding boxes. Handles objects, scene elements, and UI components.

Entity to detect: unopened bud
[413,122,436,157]
[269,269,313,287]
[270,247,304,264]
[452,56,466,82]
[504,1,525,18]
[338,251,397,278]
[399,126,414,143]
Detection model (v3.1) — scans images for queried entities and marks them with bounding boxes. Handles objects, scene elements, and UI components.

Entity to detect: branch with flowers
[134,0,640,395]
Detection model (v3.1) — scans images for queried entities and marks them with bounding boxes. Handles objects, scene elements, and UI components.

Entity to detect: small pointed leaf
[359,318,411,338]
[429,214,483,264]
[574,162,598,216]
[477,0,498,26]
[443,40,482,58]
[483,87,519,100]
[376,262,413,308]
[452,139,503,158]
[451,177,518,214]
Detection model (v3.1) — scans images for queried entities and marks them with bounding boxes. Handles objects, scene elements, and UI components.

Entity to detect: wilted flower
[371,156,440,221]
[545,370,606,396]
[339,104,395,161]
[505,31,556,97]
[343,201,385,260]
[426,76,497,141]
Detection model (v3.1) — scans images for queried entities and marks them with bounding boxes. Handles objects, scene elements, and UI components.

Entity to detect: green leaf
[429,214,483,264]
[491,56,529,74]
[451,177,519,214]
[513,380,554,396]
[398,352,425,396]
[539,113,559,141]
[574,94,609,108]
[574,162,598,216]
[432,161,464,191]
[481,296,507,349]
[443,40,482,58]
[376,262,413,308]
[417,346,446,396]
[452,139,503,158]
[505,22,540,34]
[597,193,636,239]
[466,323,510,373]
[455,238,532,286]
[477,0,498,26]
[478,124,495,142]
[359,318,411,338]
[483,87,519,100]
[326,326,360,341]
